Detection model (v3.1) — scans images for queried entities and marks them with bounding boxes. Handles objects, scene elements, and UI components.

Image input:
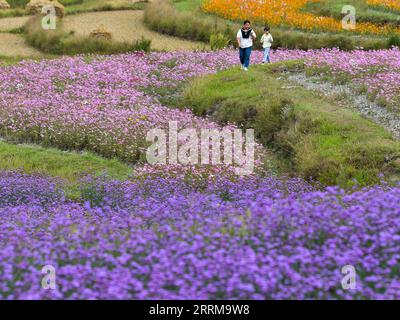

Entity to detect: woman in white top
[237,20,256,71]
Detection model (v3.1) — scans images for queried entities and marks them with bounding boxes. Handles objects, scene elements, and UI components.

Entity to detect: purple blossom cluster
[0,172,399,300]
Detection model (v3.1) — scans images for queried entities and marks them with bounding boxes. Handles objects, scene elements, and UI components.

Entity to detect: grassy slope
[181,61,400,187]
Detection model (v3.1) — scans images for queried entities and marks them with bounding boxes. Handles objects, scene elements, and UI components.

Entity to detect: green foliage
[133,36,152,52]
[5,0,29,8]
[210,33,230,50]
[0,8,27,18]
[387,34,400,47]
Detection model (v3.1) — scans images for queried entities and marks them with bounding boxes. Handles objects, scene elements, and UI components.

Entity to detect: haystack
[0,0,10,10]
[26,0,65,18]
[90,25,112,41]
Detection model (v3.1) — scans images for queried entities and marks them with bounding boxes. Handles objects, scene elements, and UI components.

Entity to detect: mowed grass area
[0,140,132,183]
[181,61,400,187]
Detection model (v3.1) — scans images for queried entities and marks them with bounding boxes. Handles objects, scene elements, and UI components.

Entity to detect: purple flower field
[0,172,399,299]
[1,49,400,299]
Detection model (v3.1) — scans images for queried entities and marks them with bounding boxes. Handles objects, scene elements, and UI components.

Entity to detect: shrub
[210,33,230,50]
[134,36,152,52]
[387,34,400,47]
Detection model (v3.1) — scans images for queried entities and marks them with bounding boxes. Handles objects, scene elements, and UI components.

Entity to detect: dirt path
[0,33,43,58]
[63,10,208,51]
[0,16,30,32]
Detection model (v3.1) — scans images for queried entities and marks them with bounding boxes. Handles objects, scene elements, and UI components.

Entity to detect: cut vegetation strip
[181,61,400,187]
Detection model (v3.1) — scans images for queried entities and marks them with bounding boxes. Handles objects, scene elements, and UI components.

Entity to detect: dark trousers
[239,46,252,68]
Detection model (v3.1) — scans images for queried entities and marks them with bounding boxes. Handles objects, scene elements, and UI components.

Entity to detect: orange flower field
[367,0,400,11]
[202,0,400,35]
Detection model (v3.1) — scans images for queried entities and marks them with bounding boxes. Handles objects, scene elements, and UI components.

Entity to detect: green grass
[0,0,147,18]
[0,55,27,66]
[173,0,202,12]
[0,140,132,183]
[303,0,400,26]
[180,61,400,187]
[64,0,148,14]
[0,8,27,18]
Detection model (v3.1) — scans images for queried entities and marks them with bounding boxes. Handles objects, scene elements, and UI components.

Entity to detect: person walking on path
[237,20,256,71]
[260,26,273,63]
